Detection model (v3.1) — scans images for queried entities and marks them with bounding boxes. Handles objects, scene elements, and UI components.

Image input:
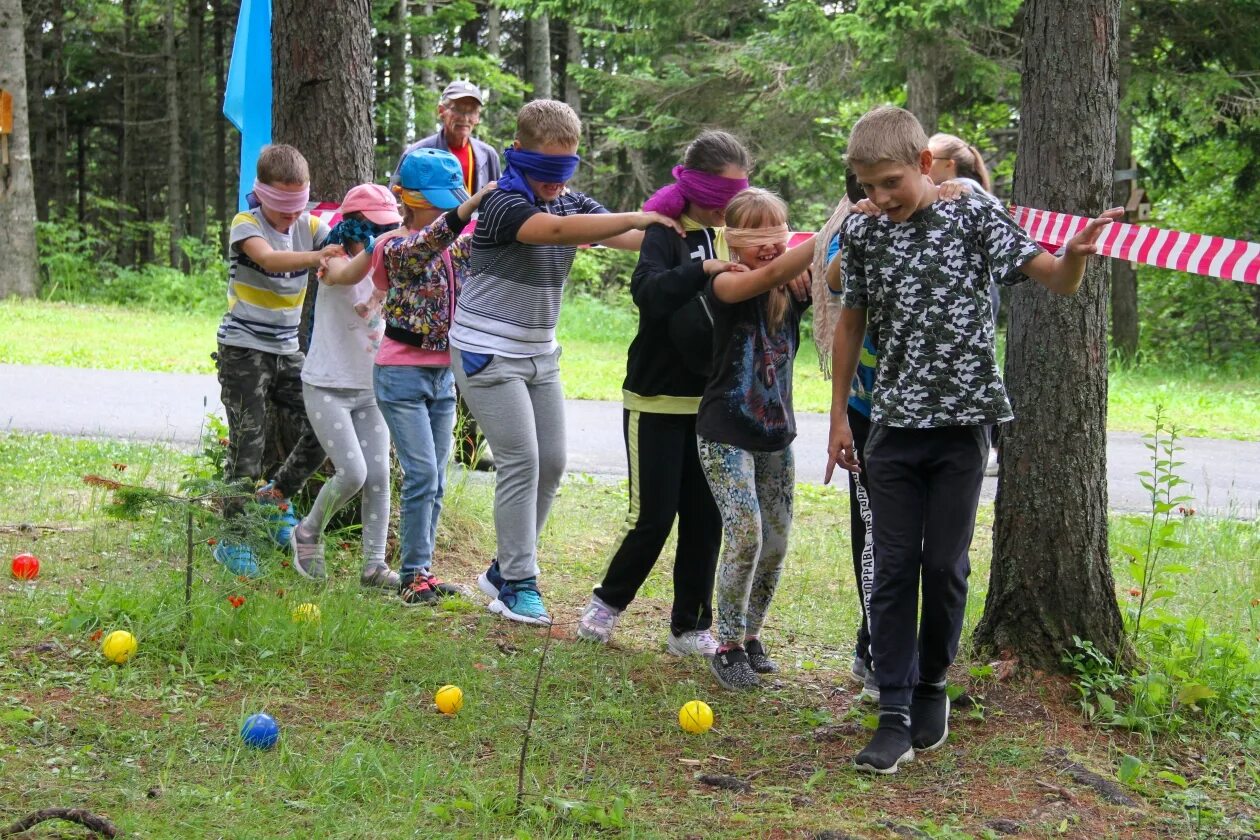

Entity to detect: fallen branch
[1,807,119,837]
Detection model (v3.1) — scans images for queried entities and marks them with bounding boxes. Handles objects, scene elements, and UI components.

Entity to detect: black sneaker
[910,682,950,751]
[710,647,760,691]
[400,576,438,606]
[421,572,462,598]
[854,714,914,774]
[744,638,779,674]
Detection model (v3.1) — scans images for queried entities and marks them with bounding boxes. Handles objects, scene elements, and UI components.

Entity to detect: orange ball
[11,553,39,580]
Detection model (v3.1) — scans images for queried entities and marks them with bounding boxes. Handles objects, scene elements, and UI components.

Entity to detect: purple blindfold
[642,166,749,219]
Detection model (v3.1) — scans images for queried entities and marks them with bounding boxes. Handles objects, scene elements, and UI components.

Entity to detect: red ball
[11,553,39,580]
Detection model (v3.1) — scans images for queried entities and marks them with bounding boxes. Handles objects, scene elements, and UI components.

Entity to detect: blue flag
[223,0,272,212]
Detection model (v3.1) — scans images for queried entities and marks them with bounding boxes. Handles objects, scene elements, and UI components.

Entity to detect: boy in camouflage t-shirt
[825,106,1122,775]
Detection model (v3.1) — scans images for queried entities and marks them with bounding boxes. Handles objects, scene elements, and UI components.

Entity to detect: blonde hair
[256,144,310,186]
[809,195,855,378]
[846,106,929,169]
[516,99,582,149]
[725,188,792,332]
[929,132,992,192]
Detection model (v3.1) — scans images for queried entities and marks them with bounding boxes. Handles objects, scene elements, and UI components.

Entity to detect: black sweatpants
[593,409,723,635]
[864,424,988,708]
[847,407,875,668]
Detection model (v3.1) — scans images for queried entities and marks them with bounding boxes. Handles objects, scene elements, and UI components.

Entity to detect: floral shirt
[840,193,1043,428]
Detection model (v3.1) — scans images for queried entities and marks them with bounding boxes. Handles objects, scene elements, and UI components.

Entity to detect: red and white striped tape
[1011,205,1259,285]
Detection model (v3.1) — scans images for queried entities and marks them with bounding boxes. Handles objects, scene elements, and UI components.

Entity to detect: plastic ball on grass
[434,684,464,715]
[679,700,714,734]
[11,553,39,580]
[241,712,279,749]
[101,630,137,664]
[290,602,321,624]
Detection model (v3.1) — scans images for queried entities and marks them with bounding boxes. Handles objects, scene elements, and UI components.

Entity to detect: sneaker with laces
[476,559,505,599]
[490,578,551,625]
[667,629,718,658]
[709,647,760,691]
[577,595,621,643]
[360,563,400,590]
[854,714,915,774]
[910,682,950,751]
[422,572,462,597]
[860,667,881,703]
[256,482,300,548]
[289,524,326,580]
[213,540,259,578]
[400,576,438,606]
[744,638,779,673]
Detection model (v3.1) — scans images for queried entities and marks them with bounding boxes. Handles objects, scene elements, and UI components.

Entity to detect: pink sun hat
[338,183,403,226]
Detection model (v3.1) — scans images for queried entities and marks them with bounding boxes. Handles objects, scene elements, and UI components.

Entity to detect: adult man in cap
[392,80,502,470]
[391,80,502,195]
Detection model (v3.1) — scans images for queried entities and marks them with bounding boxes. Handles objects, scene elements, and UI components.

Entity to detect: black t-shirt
[696,284,810,452]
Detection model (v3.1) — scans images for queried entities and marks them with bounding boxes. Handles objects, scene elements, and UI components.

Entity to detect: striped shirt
[217,209,329,354]
[450,188,607,358]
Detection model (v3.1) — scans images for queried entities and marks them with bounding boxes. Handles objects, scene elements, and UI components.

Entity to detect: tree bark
[211,0,229,249]
[164,2,184,268]
[904,35,941,136]
[562,16,581,119]
[22,0,46,220]
[525,13,551,100]
[186,0,207,241]
[0,0,41,297]
[1110,16,1138,361]
[975,0,1127,668]
[416,2,435,98]
[121,0,139,264]
[486,2,500,58]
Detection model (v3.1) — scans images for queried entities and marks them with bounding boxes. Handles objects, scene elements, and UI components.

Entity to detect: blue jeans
[373,364,456,580]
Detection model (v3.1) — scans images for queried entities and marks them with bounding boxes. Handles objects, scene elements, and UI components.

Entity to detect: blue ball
[240,712,279,749]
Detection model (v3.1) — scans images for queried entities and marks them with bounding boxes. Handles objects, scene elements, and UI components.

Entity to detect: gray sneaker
[360,562,400,590]
[860,666,881,703]
[577,595,621,643]
[710,647,760,691]
[668,629,719,658]
[289,524,326,580]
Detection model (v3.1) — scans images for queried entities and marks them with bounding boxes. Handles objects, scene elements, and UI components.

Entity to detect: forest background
[7,0,1260,372]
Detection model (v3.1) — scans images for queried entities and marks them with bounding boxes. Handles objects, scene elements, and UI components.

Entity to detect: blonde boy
[451,100,681,625]
[213,144,343,576]
[826,106,1120,774]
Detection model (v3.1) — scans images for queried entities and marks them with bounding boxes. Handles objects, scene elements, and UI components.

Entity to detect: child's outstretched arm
[711,235,817,304]
[239,237,344,273]
[516,210,683,246]
[824,306,867,483]
[1019,207,1124,295]
[321,249,371,286]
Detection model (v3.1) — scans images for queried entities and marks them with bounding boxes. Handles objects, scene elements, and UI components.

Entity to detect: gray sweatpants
[301,385,392,566]
[451,347,566,582]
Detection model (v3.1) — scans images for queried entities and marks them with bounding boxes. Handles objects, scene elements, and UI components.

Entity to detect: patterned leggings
[697,437,795,646]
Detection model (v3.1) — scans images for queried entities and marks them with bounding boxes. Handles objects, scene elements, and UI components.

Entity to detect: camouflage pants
[215,343,326,517]
[697,437,795,646]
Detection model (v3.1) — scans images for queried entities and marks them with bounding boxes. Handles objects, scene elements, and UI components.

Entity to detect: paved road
[3,363,1257,517]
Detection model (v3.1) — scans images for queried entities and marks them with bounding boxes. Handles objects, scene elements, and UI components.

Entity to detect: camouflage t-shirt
[840,193,1043,428]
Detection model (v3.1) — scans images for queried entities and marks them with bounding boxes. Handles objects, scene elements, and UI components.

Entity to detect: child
[453,99,683,625]
[214,143,342,576]
[697,188,812,691]
[577,130,750,655]
[289,183,400,588]
[826,105,1120,773]
[372,149,495,606]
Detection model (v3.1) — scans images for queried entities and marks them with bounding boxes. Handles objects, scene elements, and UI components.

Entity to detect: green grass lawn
[3,296,1259,441]
[1,433,1259,837]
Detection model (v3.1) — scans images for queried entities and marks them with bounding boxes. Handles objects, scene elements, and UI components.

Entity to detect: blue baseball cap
[397,148,471,209]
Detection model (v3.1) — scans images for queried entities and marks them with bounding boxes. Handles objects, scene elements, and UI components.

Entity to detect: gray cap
[441,80,484,105]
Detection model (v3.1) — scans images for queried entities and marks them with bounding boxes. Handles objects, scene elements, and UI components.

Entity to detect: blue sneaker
[257,482,299,548]
[476,559,505,599]
[213,540,260,577]
[490,578,551,625]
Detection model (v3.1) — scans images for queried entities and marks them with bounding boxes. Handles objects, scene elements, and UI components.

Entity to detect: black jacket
[621,223,721,402]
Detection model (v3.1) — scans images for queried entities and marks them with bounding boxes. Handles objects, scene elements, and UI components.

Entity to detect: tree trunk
[165,2,184,268]
[525,13,551,100]
[0,0,41,297]
[211,0,229,249]
[186,0,206,241]
[416,2,435,98]
[486,2,500,58]
[23,0,46,221]
[974,0,1126,669]
[904,35,941,136]
[1110,16,1138,361]
[121,0,138,265]
[48,0,65,213]
[562,16,581,119]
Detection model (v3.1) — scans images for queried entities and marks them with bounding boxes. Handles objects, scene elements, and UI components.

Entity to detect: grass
[4,296,1258,443]
[1,432,1259,837]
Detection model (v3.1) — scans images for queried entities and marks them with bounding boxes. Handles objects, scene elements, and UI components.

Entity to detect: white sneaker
[667,629,719,658]
[985,448,1000,477]
[577,595,621,643]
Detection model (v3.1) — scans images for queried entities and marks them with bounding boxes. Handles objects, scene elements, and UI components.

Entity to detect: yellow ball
[679,700,714,734]
[101,630,137,664]
[291,602,321,623]
[435,684,464,715]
